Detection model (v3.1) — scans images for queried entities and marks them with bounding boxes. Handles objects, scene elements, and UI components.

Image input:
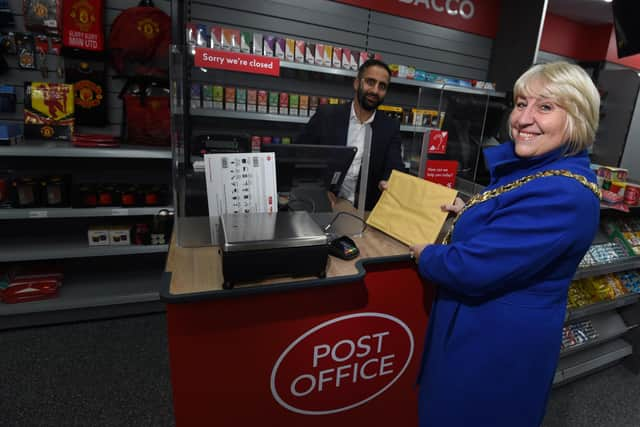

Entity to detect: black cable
[323,211,367,235]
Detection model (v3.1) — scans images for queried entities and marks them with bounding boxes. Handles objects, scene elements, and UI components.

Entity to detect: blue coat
[416,142,600,427]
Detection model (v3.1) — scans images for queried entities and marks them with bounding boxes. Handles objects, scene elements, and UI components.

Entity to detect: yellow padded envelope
[366,170,458,246]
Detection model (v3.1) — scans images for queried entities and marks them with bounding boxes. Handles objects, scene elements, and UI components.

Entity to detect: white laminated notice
[204,152,278,244]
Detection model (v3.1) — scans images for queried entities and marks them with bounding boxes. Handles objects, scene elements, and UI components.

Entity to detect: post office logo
[270,312,414,415]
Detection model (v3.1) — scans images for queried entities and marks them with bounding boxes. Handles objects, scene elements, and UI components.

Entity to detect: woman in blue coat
[410,62,602,427]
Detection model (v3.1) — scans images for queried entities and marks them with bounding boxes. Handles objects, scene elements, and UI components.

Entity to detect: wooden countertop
[165,205,413,298]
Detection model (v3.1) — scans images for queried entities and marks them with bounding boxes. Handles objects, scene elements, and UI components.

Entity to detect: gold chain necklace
[442,170,601,244]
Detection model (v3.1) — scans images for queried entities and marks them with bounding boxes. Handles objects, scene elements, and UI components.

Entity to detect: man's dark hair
[357,58,392,81]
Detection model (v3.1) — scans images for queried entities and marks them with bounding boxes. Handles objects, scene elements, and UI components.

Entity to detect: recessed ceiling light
[603,0,612,3]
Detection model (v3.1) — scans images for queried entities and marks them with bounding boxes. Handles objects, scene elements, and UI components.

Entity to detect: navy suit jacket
[295,102,404,210]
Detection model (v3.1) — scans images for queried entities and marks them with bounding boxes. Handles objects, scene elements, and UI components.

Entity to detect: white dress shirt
[339,102,375,203]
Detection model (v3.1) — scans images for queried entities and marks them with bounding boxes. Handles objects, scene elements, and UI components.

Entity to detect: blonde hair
[512,61,600,155]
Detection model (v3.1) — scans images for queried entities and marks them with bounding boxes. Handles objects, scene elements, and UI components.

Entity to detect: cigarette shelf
[554,338,632,386]
[560,311,630,358]
[0,207,172,220]
[0,141,172,159]
[0,236,168,262]
[189,108,431,133]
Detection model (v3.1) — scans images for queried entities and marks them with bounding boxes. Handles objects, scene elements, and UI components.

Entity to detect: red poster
[335,0,500,38]
[194,48,281,76]
[427,130,448,154]
[424,160,458,188]
[62,0,104,51]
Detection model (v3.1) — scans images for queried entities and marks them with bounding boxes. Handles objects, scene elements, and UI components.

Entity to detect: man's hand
[441,197,465,215]
[327,191,338,209]
[409,243,428,263]
[378,180,389,192]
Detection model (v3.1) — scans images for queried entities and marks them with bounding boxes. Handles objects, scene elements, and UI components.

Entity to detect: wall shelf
[574,257,640,279]
[0,236,168,262]
[0,207,172,220]
[190,108,430,133]
[554,338,631,386]
[0,141,171,159]
[566,293,640,323]
[560,311,630,358]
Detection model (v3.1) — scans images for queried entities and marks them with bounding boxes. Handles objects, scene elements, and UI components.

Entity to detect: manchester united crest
[74,80,103,109]
[137,18,160,40]
[70,0,96,32]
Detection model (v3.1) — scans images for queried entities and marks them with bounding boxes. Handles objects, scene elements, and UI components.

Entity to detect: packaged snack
[190,83,201,109]
[315,44,324,66]
[221,28,240,51]
[285,38,295,62]
[279,92,289,115]
[299,95,309,116]
[224,87,236,111]
[274,37,285,59]
[289,94,299,116]
[309,95,319,115]
[323,45,333,67]
[305,43,315,64]
[236,88,247,112]
[342,48,351,70]
[240,32,252,53]
[257,90,268,113]
[247,89,257,112]
[332,47,342,68]
[213,86,224,109]
[295,40,305,63]
[268,91,278,114]
[202,85,213,108]
[252,33,263,55]
[263,36,275,57]
[210,26,222,49]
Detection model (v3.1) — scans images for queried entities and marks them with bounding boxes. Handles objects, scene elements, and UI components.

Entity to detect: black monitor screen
[612,0,640,58]
[261,143,357,194]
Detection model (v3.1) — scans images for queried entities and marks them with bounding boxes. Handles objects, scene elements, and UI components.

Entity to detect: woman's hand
[441,197,465,215]
[409,243,428,263]
[378,180,389,192]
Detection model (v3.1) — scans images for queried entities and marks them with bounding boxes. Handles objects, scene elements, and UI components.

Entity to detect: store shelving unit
[0,206,171,220]
[0,142,171,159]
[554,339,632,386]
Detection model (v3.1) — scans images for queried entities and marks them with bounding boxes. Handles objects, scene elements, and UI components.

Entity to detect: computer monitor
[260,143,357,212]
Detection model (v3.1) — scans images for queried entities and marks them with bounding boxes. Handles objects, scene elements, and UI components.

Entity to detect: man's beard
[357,84,384,111]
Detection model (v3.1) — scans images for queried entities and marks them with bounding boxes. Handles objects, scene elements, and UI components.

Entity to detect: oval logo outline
[270,312,414,415]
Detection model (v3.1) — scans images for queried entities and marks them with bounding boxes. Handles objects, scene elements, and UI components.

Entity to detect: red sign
[425,159,458,188]
[427,130,449,154]
[335,0,500,38]
[271,312,414,415]
[194,48,281,76]
[62,0,105,51]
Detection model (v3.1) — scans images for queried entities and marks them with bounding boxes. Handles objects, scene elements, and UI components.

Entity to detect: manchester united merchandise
[23,0,60,34]
[24,81,74,140]
[61,0,104,52]
[109,4,170,76]
[15,33,36,69]
[65,59,106,126]
[121,79,170,146]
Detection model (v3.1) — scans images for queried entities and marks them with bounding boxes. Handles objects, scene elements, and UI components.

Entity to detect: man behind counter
[295,59,405,211]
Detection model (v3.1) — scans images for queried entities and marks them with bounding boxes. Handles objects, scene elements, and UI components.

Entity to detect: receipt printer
[220,211,328,289]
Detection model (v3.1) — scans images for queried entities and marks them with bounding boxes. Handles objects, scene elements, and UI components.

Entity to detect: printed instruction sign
[204,152,278,244]
[194,48,281,76]
[424,160,458,188]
